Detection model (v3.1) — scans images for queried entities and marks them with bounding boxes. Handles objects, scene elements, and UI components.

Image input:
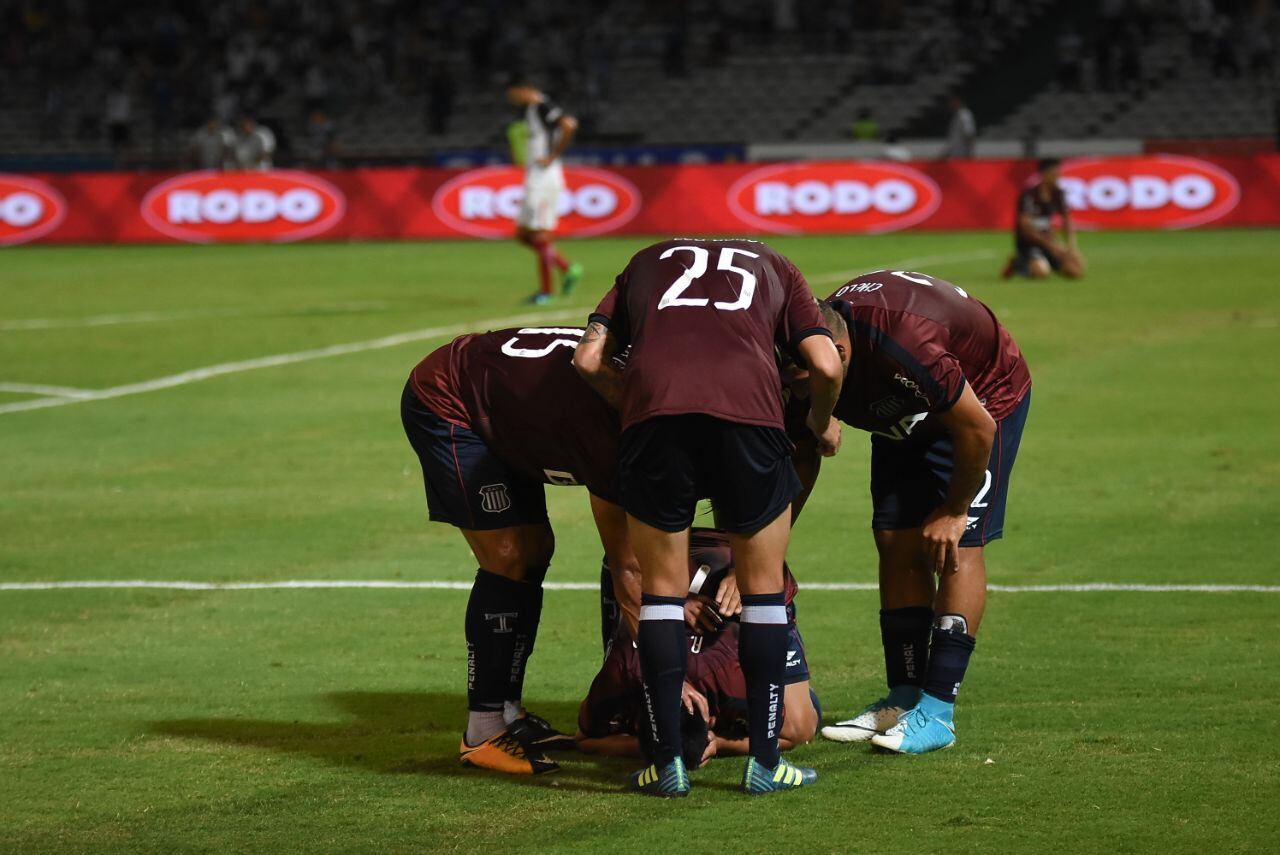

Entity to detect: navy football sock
[503,578,544,721]
[880,606,934,691]
[739,592,788,769]
[637,594,688,768]
[464,569,529,717]
[922,621,977,705]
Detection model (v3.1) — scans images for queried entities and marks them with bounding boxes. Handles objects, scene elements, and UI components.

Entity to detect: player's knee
[1030,260,1051,278]
[781,695,819,745]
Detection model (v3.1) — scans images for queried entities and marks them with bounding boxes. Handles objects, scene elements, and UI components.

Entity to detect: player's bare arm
[790,434,822,523]
[1017,211,1059,253]
[573,321,624,409]
[920,382,996,574]
[797,334,844,456]
[538,114,577,167]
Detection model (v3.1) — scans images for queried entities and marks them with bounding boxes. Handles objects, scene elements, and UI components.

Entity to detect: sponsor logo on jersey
[479,483,513,513]
[0,174,66,246]
[1056,155,1241,230]
[432,166,641,238]
[727,162,941,235]
[141,170,345,243]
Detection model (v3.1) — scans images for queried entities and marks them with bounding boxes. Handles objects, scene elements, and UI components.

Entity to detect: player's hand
[535,156,553,168]
[714,570,742,619]
[699,731,718,768]
[920,509,967,575]
[681,682,710,722]
[806,412,842,457]
[684,598,723,635]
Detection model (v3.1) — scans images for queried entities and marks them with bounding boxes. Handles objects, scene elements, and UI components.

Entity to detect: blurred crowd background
[2,0,1276,170]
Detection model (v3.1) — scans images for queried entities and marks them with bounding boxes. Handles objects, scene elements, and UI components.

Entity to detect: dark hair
[817,299,847,340]
[507,72,535,89]
[1038,157,1061,172]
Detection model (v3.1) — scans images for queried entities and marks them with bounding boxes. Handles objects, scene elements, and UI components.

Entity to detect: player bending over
[789,270,1031,754]
[1002,157,1086,280]
[578,529,820,767]
[506,77,583,305]
[574,238,843,797]
[401,326,640,775]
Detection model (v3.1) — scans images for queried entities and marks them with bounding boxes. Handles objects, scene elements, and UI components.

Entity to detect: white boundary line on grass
[0,307,586,416]
[0,580,1275,593]
[0,302,393,331]
[0,249,1000,418]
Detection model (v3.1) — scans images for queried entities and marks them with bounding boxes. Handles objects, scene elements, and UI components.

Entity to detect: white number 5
[658,246,760,312]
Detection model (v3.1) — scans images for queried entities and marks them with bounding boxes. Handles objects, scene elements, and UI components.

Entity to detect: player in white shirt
[505,78,583,305]
[235,116,276,171]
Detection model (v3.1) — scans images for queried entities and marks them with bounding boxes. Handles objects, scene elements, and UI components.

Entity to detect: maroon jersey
[409,327,620,497]
[1015,183,1067,252]
[826,271,1031,440]
[590,238,829,431]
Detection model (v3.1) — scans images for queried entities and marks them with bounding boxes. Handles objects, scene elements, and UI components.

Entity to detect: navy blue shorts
[400,382,547,531]
[618,414,801,534]
[870,390,1030,546]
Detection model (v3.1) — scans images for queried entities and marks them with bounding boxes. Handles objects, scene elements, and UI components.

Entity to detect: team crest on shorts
[479,483,512,513]
[870,395,904,418]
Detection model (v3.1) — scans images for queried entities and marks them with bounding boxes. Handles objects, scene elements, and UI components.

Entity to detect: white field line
[0,248,998,418]
[0,307,586,416]
[0,580,1275,593]
[0,302,392,331]
[809,249,1000,286]
[0,382,96,398]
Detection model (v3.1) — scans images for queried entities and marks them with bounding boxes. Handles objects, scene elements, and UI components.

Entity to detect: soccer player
[1002,157,1086,280]
[792,269,1030,754]
[578,528,821,767]
[574,238,843,797]
[505,78,583,305]
[401,326,640,775]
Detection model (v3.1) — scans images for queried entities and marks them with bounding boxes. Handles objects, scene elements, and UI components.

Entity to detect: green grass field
[2,231,1278,853]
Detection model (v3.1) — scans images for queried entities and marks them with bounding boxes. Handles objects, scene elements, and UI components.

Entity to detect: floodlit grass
[2,231,1278,852]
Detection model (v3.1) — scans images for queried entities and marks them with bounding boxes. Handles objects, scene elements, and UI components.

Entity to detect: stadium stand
[1,0,1275,169]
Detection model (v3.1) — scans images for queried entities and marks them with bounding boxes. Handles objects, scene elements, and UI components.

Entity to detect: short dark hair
[507,72,535,89]
[1038,157,1061,172]
[817,299,847,341]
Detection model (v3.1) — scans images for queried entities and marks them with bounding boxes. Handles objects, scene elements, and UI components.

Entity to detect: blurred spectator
[849,107,879,140]
[1021,123,1041,160]
[1056,27,1084,91]
[1183,0,1215,58]
[881,132,911,162]
[188,117,236,169]
[104,81,132,150]
[942,95,976,159]
[426,63,455,136]
[305,110,339,168]
[1210,13,1242,78]
[234,116,276,169]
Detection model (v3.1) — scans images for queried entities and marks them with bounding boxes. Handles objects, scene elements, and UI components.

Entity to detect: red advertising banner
[4,154,1279,246]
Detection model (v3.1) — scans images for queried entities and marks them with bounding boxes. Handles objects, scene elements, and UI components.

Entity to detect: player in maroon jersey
[577,529,820,767]
[1001,157,1086,280]
[401,326,641,776]
[787,269,1031,754]
[573,238,843,796]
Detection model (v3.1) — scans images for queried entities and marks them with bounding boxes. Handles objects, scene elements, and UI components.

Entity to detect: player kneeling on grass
[1001,157,1086,281]
[577,529,820,769]
[574,238,843,797]
[402,326,640,776]
[787,272,1031,755]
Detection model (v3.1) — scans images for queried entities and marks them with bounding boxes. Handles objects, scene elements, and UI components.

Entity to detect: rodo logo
[0,175,66,246]
[141,170,345,243]
[727,162,941,235]
[431,166,640,238]
[1057,156,1240,230]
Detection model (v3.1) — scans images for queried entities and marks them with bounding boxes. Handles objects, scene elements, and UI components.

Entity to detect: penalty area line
[0,580,1276,593]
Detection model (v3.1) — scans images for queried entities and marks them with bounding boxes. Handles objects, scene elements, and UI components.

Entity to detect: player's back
[409,327,620,495]
[827,270,1030,429]
[593,238,822,431]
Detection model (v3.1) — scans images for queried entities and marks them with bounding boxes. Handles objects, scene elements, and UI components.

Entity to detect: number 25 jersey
[589,238,830,431]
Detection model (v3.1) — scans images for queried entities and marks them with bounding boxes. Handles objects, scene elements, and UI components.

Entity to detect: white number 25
[657,245,760,312]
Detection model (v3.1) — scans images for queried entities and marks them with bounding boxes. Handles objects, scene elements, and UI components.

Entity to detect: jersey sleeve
[536,99,565,126]
[884,315,966,412]
[777,259,831,350]
[577,643,636,738]
[588,272,631,346]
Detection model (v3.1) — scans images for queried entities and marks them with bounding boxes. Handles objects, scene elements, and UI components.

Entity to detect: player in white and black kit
[505,77,583,305]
